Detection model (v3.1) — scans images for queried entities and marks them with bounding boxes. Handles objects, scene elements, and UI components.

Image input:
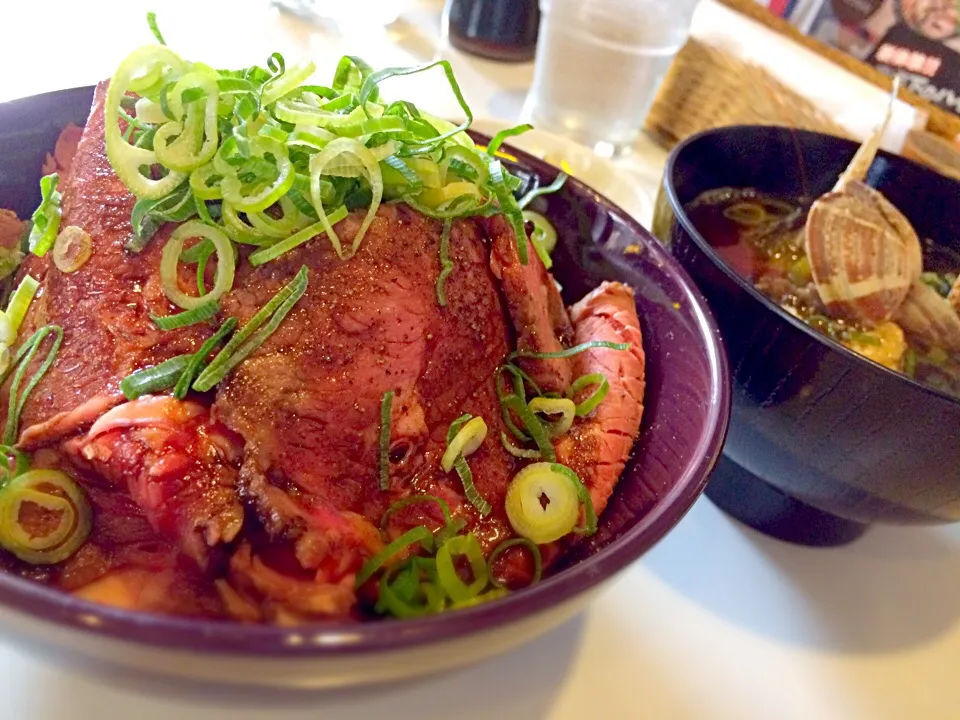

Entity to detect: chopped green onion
[518,173,568,210]
[435,534,488,602]
[2,326,63,445]
[5,276,39,334]
[52,226,93,273]
[508,340,630,362]
[487,537,542,589]
[487,158,528,264]
[376,560,445,617]
[549,463,597,536]
[485,123,532,157]
[308,138,382,258]
[567,372,610,417]
[0,444,30,490]
[355,525,434,588]
[379,389,394,491]
[440,415,487,472]
[500,431,541,459]
[527,397,576,438]
[379,494,453,531]
[523,210,558,270]
[357,60,473,147]
[193,266,309,391]
[160,220,235,310]
[151,299,219,330]
[0,469,91,565]
[120,354,192,401]
[500,394,556,462]
[173,316,237,399]
[146,11,166,45]
[28,174,62,257]
[505,463,578,544]
[435,219,454,307]
[247,206,348,266]
[445,414,492,516]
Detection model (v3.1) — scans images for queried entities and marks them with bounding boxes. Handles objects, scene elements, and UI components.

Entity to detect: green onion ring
[500,431,541,460]
[487,537,543,590]
[355,526,434,588]
[160,220,235,310]
[566,372,610,417]
[377,562,445,618]
[501,394,556,462]
[247,206,348,266]
[435,534,488,602]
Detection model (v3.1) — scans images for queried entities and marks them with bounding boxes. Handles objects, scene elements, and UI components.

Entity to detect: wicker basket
[644,39,852,149]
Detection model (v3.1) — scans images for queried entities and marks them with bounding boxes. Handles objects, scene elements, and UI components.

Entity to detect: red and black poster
[779,0,960,116]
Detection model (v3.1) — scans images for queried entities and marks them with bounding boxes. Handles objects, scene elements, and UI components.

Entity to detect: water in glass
[527,0,699,155]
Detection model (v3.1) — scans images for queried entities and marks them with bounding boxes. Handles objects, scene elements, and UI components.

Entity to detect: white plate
[469,118,655,227]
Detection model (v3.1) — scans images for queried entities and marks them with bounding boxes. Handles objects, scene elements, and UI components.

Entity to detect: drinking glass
[527,0,700,156]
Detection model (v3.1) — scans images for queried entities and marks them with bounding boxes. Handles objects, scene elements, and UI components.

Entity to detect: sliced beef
[214,205,516,586]
[555,282,646,516]
[72,397,244,569]
[9,82,213,448]
[487,214,575,393]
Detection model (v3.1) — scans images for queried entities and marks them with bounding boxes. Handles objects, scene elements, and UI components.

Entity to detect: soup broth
[687,188,960,400]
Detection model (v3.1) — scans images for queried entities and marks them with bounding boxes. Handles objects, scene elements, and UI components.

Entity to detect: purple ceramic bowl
[0,87,729,687]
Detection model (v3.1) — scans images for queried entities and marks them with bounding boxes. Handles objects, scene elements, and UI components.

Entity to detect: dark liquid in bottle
[445,0,540,62]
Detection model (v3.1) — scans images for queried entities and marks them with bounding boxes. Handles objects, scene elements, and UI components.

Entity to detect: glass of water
[527,0,700,156]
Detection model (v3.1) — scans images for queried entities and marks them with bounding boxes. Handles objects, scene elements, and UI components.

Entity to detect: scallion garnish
[192,266,309,391]
[120,353,192,401]
[247,206,348,266]
[1,326,63,444]
[5,276,39,333]
[28,174,62,257]
[444,414,492,516]
[508,340,630,362]
[550,463,597,536]
[379,390,395,491]
[567,372,610,417]
[104,26,563,269]
[500,394,556,462]
[517,172,568,210]
[435,219,453,307]
[146,11,166,45]
[355,525,434,588]
[435,534,488,602]
[151,299,219,330]
[173,316,237,399]
[500,431,541,459]
[485,124,533,158]
[487,538,542,590]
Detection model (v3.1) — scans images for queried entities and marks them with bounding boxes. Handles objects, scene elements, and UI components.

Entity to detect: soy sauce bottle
[445,0,540,62]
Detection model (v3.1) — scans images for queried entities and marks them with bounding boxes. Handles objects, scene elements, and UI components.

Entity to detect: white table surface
[2,1,960,718]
